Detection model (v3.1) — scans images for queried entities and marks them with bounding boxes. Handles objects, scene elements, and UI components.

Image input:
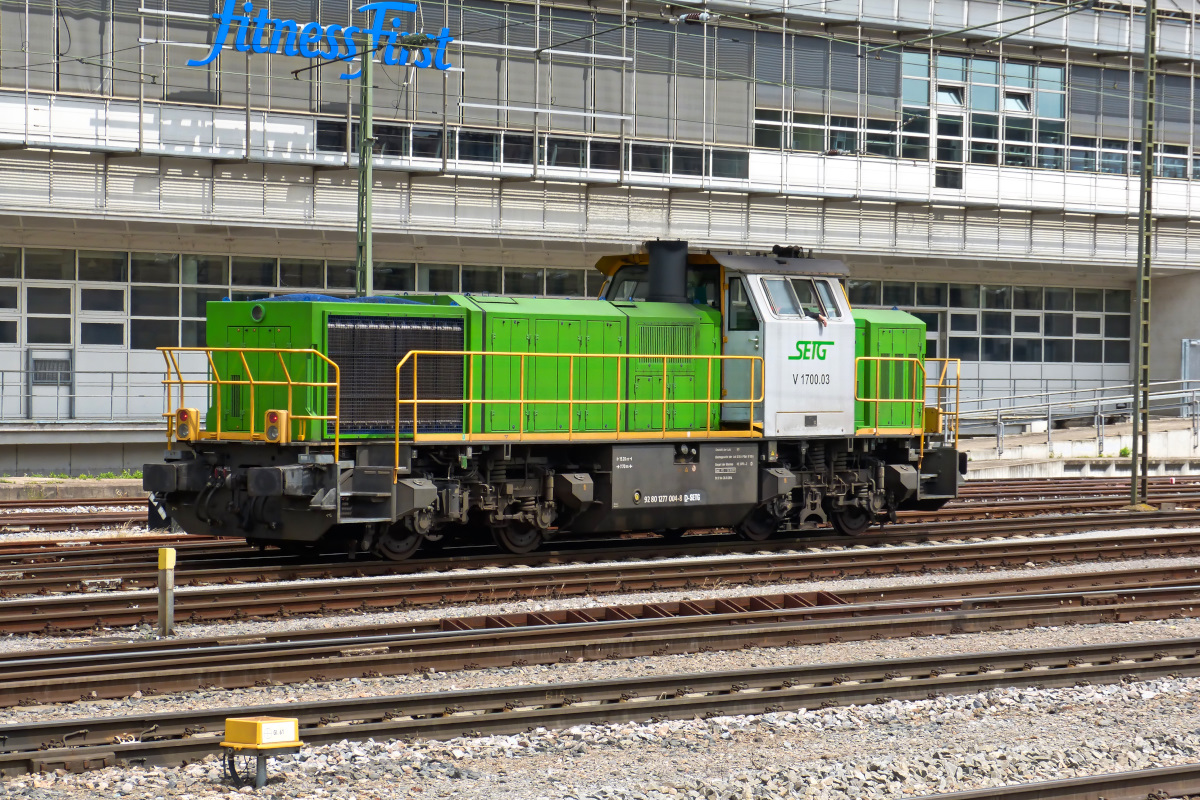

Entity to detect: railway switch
[220,716,303,788]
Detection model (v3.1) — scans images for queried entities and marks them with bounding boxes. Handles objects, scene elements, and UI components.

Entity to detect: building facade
[0,0,1192,470]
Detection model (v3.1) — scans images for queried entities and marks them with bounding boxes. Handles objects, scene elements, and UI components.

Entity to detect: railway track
[6,521,1200,633]
[910,765,1200,800]
[6,563,1200,705]
[2,636,1198,777]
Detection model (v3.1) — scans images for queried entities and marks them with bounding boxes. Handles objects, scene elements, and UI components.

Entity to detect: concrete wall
[1150,270,1200,383]
[0,442,161,476]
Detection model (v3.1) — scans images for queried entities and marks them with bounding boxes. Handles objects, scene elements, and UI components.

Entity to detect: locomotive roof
[594,250,850,278]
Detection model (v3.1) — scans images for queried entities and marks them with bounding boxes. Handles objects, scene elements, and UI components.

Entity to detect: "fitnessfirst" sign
[188,0,454,79]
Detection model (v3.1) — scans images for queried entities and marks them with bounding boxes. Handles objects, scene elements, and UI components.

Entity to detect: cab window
[789,279,827,317]
[815,280,843,318]
[727,278,759,331]
[762,278,801,316]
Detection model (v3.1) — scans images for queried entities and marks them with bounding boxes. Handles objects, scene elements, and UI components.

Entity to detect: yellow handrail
[854,356,927,437]
[158,347,342,451]
[925,357,962,447]
[393,349,765,478]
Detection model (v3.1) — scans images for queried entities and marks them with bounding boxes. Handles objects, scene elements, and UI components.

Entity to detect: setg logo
[788,340,831,361]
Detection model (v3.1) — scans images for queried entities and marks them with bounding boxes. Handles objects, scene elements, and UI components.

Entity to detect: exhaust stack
[645,239,690,304]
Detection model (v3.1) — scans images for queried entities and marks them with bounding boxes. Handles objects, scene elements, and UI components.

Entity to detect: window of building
[0,248,18,279]
[545,138,584,169]
[461,265,500,294]
[589,140,620,170]
[847,280,880,306]
[231,257,276,287]
[182,256,228,286]
[25,249,74,281]
[711,150,749,179]
[753,108,783,149]
[80,288,124,312]
[280,259,324,289]
[505,134,536,165]
[1003,91,1031,113]
[459,131,498,162]
[673,147,704,176]
[81,322,123,346]
[417,264,459,292]
[546,269,585,296]
[374,262,415,292]
[629,143,668,173]
[78,251,128,282]
[131,319,178,350]
[934,168,962,188]
[503,267,544,295]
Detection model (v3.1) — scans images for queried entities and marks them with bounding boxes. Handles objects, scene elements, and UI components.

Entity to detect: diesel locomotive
[144,242,964,559]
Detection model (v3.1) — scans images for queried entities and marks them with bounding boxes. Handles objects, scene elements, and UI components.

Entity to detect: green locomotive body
[146,243,962,558]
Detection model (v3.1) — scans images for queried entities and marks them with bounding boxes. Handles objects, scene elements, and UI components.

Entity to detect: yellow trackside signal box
[222,717,301,748]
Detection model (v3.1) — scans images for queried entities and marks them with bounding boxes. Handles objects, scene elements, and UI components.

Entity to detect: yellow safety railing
[393,349,765,475]
[159,347,342,449]
[925,357,962,447]
[854,356,927,438]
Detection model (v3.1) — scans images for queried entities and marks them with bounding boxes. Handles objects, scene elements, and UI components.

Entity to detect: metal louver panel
[327,315,464,435]
[636,324,693,373]
[1069,65,1101,136]
[864,49,900,117]
[792,36,827,114]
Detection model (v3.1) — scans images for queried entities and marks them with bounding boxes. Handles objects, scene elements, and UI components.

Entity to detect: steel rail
[0,511,144,533]
[6,574,1200,706]
[6,524,1200,634]
[1,636,1198,776]
[6,509,1200,605]
[909,764,1200,800]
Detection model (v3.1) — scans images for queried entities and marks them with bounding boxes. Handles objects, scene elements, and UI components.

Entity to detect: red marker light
[178,409,189,422]
[267,411,279,424]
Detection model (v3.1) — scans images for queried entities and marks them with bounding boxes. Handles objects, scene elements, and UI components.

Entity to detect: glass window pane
[1011,287,1042,310]
[417,264,458,292]
[970,114,999,139]
[0,247,18,279]
[25,249,74,280]
[970,85,998,111]
[711,150,748,179]
[913,311,939,331]
[829,130,858,151]
[949,284,980,307]
[902,108,930,134]
[935,87,964,106]
[970,141,999,164]
[1069,150,1096,172]
[1105,288,1132,310]
[0,286,16,309]
[182,288,226,317]
[981,338,1010,361]
[132,286,179,316]
[847,280,880,306]
[902,137,930,159]
[589,141,620,170]
[629,143,668,173]
[1044,287,1072,310]
[81,322,124,345]
[374,262,415,292]
[1037,148,1064,169]
[232,257,276,287]
[791,127,823,152]
[1037,64,1064,89]
[461,265,500,294]
[503,267,543,295]
[78,251,128,282]
[182,320,206,347]
[458,131,498,162]
[1105,339,1130,363]
[81,288,124,312]
[1004,92,1031,112]
[673,147,705,176]
[1044,339,1072,361]
[1036,92,1064,118]
[1075,339,1103,363]
[27,287,70,315]
[937,139,963,162]
[936,54,966,82]
[326,260,355,289]
[1100,151,1127,174]
[815,280,842,318]
[1014,315,1040,333]
[1038,120,1066,145]
[902,51,929,77]
[1012,338,1042,362]
[182,255,229,286]
[1076,316,1102,335]
[1075,288,1103,312]
[545,138,584,168]
[131,319,178,350]
[279,259,324,289]
[132,253,180,284]
[981,311,1010,335]
[1005,118,1033,142]
[882,281,915,306]
[546,269,585,296]
[948,337,978,360]
[916,282,947,306]
[982,286,1011,309]
[950,313,977,332]
[728,278,759,331]
[0,320,15,343]
[1105,314,1131,338]
[1004,61,1033,87]
[971,58,998,84]
[763,278,801,316]
[1004,145,1033,167]
[28,317,71,344]
[902,78,929,104]
[412,128,447,159]
[755,125,782,149]
[1044,313,1073,336]
[505,134,536,165]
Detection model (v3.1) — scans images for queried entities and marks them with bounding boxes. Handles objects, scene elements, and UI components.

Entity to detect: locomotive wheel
[736,511,776,542]
[830,506,873,536]
[493,524,543,555]
[375,524,422,561]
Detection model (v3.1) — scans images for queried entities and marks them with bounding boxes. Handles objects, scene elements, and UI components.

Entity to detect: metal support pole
[1131,0,1156,506]
[1046,402,1052,457]
[996,407,1003,456]
[157,547,176,636]
[355,41,374,298]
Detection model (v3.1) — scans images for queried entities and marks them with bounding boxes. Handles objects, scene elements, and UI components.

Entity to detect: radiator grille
[636,324,693,372]
[327,315,464,434]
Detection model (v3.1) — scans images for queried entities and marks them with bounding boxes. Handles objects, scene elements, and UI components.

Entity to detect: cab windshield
[605,265,720,309]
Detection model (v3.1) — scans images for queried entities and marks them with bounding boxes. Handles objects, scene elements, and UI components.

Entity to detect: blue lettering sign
[188,0,454,79]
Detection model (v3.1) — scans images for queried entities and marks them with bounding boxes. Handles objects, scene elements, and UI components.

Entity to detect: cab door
[721,274,763,424]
